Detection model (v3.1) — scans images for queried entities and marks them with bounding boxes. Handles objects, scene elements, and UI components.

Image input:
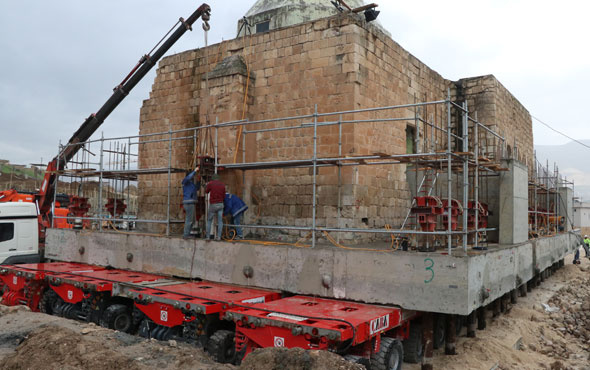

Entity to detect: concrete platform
[45,229,580,315]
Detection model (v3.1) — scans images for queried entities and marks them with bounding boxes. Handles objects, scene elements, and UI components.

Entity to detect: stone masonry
[137,13,533,239]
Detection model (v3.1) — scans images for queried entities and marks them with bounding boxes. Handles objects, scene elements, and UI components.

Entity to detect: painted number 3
[424,258,434,284]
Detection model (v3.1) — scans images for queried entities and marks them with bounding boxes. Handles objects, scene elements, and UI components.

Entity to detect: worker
[182,166,200,239]
[583,235,590,258]
[224,193,248,239]
[205,174,226,241]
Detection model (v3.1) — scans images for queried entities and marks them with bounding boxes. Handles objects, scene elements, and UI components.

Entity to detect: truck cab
[0,202,40,264]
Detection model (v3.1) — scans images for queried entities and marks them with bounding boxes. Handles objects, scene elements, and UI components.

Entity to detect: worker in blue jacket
[224,193,248,239]
[182,166,200,238]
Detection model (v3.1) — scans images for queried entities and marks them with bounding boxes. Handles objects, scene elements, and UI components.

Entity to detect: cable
[532,115,590,151]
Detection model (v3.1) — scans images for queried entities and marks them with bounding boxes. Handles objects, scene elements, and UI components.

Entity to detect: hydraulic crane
[24,4,211,247]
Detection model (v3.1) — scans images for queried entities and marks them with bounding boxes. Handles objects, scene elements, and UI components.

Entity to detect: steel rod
[166,119,172,236]
[446,89,452,254]
[462,101,469,251]
[312,105,318,248]
[474,112,479,248]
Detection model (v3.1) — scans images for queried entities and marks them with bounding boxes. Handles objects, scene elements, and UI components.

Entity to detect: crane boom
[37,3,211,224]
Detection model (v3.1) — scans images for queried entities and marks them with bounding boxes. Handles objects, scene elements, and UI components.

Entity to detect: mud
[240,347,363,370]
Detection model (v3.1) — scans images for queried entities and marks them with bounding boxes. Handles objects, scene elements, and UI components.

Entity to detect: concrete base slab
[46,229,580,315]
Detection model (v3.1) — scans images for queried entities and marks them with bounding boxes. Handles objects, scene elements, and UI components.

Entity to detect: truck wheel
[345,354,372,368]
[207,330,235,364]
[433,314,446,349]
[403,322,423,363]
[101,304,133,333]
[39,289,61,315]
[371,337,403,370]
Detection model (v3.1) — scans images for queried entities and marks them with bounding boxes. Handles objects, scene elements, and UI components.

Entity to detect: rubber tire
[433,314,446,349]
[403,322,424,363]
[39,289,61,315]
[371,337,403,370]
[344,354,372,368]
[207,330,235,364]
[101,304,133,333]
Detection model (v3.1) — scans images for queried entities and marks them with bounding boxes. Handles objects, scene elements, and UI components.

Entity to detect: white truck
[0,202,40,264]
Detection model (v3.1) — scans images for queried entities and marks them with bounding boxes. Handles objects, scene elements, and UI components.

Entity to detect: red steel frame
[412,196,444,232]
[442,198,463,231]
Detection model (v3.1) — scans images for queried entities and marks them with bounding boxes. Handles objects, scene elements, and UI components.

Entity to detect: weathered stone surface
[137,14,534,241]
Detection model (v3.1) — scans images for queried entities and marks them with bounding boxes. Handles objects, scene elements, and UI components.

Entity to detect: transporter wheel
[433,314,446,349]
[39,289,61,315]
[371,337,403,370]
[403,322,424,363]
[207,330,235,364]
[101,304,133,333]
[344,354,372,368]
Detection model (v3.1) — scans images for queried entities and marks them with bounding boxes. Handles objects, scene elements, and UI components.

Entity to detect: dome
[237,0,389,37]
[245,0,366,17]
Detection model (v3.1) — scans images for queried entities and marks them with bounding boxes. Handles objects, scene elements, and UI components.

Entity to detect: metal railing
[51,96,510,255]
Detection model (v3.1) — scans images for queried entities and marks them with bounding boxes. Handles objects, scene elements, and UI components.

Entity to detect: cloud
[1,0,589,166]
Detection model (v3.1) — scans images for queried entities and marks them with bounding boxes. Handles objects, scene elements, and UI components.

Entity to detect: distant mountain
[535,140,590,201]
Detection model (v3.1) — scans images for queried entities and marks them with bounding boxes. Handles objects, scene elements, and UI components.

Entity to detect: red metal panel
[50,283,87,304]
[125,280,281,315]
[229,296,402,346]
[136,302,190,327]
[236,321,330,358]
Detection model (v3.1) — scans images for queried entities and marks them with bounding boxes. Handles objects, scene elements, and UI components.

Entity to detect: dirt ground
[0,252,589,370]
[405,252,590,370]
[0,307,233,370]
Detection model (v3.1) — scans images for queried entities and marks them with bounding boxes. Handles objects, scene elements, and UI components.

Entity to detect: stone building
[137,1,533,238]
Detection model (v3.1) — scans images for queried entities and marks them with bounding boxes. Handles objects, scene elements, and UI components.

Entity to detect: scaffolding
[51,95,529,256]
[528,153,574,238]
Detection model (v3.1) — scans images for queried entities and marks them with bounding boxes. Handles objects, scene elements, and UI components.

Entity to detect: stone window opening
[256,20,270,33]
[406,125,416,154]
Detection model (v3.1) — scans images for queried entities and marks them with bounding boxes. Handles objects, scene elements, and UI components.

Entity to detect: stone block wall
[453,75,533,167]
[137,13,534,240]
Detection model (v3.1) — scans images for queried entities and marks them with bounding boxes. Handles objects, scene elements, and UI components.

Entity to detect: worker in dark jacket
[224,193,248,239]
[182,166,200,239]
[205,174,226,240]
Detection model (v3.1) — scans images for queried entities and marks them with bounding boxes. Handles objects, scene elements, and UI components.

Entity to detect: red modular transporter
[0,262,415,368]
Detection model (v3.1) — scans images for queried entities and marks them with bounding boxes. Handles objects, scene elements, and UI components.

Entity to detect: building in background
[573,199,590,236]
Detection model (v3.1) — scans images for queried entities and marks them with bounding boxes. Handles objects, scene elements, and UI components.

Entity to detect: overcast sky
[1,0,589,166]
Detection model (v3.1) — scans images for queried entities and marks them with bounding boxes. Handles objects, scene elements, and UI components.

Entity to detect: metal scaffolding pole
[166,119,172,236]
[474,112,479,249]
[462,102,469,251]
[312,105,318,248]
[98,133,104,232]
[337,114,342,244]
[446,91,453,254]
[534,153,538,235]
[242,126,247,203]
